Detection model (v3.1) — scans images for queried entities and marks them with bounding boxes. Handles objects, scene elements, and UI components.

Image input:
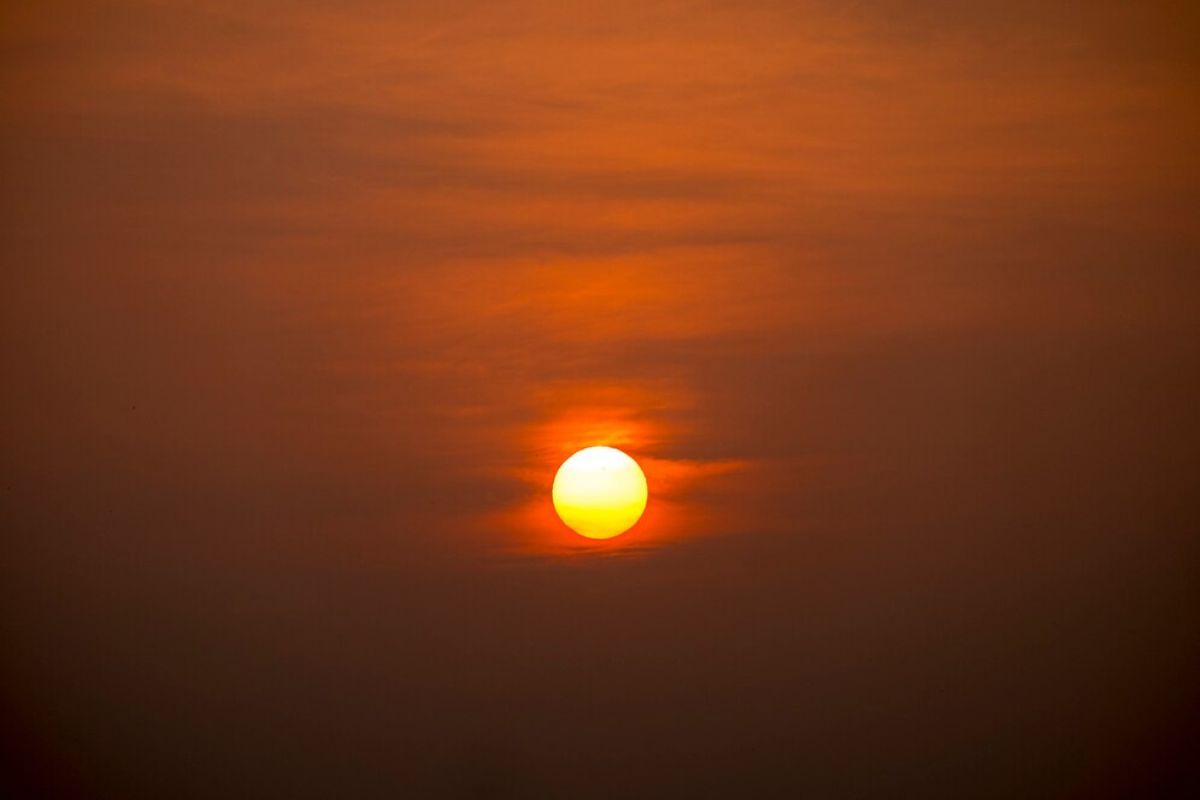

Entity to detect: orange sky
[2,2,1198,797]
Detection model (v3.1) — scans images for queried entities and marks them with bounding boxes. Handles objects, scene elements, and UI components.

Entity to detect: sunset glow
[552,446,648,539]
[3,0,1196,796]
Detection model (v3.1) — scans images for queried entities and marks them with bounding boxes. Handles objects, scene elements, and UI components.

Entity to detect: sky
[2,1,1198,797]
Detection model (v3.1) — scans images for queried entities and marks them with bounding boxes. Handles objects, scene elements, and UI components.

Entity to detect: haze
[2,2,1198,797]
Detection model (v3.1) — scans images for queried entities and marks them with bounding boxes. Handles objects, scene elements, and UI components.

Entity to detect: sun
[552,446,648,539]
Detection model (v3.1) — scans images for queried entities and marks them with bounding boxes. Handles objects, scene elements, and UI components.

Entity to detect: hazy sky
[3,2,1198,797]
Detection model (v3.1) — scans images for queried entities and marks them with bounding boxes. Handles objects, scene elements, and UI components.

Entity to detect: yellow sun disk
[552,446,648,539]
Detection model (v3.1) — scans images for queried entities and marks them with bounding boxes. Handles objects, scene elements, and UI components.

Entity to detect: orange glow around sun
[552,446,648,539]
